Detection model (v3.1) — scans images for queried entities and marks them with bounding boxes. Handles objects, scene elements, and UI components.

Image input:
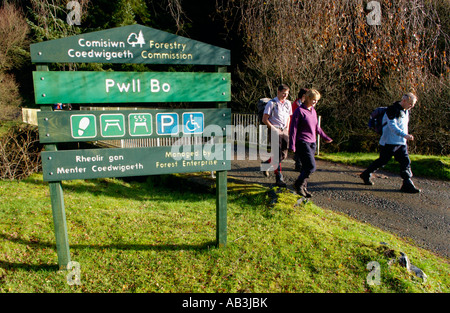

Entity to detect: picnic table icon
[104,119,122,132]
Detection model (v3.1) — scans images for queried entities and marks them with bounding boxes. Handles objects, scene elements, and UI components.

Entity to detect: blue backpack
[368,107,388,135]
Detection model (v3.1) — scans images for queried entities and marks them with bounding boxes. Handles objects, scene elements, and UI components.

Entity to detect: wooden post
[317,115,321,155]
[38,64,71,269]
[49,178,71,269]
[216,66,228,247]
[216,170,227,247]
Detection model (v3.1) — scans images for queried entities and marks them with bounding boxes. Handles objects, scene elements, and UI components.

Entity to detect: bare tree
[215,0,449,154]
[0,2,29,71]
[0,2,30,120]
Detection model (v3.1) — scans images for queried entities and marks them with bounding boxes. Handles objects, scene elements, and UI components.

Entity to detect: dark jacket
[386,101,403,120]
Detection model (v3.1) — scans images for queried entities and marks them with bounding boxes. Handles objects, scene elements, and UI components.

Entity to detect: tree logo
[127,30,145,47]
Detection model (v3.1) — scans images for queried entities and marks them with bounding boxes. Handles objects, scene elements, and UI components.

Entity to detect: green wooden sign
[30,24,230,65]
[33,71,231,104]
[37,108,230,143]
[33,24,231,269]
[42,144,231,182]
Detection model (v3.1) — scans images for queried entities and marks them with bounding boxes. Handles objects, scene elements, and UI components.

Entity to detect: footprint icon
[78,117,90,136]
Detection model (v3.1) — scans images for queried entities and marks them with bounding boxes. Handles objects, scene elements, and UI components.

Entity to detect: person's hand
[405,134,414,141]
[324,139,333,144]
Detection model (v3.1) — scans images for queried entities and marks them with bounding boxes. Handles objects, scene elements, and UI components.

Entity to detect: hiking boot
[400,179,420,194]
[275,173,287,188]
[360,172,374,185]
[294,179,301,194]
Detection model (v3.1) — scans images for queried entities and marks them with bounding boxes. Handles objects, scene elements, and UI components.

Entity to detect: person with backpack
[360,93,420,193]
[261,84,292,187]
[289,89,332,197]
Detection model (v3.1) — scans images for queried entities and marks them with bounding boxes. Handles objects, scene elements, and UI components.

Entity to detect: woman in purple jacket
[289,89,332,197]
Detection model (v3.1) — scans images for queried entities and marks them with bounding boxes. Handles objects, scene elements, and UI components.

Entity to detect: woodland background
[0,0,449,155]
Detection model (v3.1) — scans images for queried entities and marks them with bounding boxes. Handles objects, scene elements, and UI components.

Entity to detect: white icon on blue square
[183,112,204,134]
[156,113,179,135]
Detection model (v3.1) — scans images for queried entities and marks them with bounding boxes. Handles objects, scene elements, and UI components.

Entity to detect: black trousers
[365,144,412,179]
[269,128,289,174]
[295,140,317,182]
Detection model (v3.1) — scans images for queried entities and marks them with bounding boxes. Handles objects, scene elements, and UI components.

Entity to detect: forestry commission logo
[127,30,145,47]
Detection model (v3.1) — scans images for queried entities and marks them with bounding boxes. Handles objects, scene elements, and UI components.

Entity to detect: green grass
[0,121,21,137]
[317,152,450,181]
[0,173,448,293]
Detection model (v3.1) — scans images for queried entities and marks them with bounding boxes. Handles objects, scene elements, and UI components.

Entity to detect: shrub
[0,124,42,180]
[0,1,30,120]
[0,72,22,120]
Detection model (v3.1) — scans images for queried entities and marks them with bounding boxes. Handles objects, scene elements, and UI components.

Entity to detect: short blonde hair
[305,89,321,102]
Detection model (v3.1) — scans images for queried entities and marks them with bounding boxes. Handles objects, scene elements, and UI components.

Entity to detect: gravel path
[228,153,450,259]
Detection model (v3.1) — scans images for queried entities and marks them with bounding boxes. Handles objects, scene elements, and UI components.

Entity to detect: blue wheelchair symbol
[183,112,204,134]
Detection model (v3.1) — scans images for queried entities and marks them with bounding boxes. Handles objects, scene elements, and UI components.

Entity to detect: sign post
[37,65,71,268]
[32,25,231,269]
[216,66,228,247]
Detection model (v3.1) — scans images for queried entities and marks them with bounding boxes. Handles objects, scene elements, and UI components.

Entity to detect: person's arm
[262,101,277,131]
[288,109,299,151]
[262,113,276,131]
[285,116,290,134]
[285,102,292,134]
[316,122,332,143]
[386,117,409,139]
[385,105,413,140]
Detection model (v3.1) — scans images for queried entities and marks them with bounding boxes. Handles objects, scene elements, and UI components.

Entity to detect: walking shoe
[302,187,312,198]
[275,173,287,188]
[400,179,420,193]
[296,186,312,198]
[360,172,374,185]
[294,180,311,197]
[261,160,272,177]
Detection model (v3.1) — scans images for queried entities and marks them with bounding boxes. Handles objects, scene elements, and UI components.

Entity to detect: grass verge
[0,173,448,293]
[317,152,450,181]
